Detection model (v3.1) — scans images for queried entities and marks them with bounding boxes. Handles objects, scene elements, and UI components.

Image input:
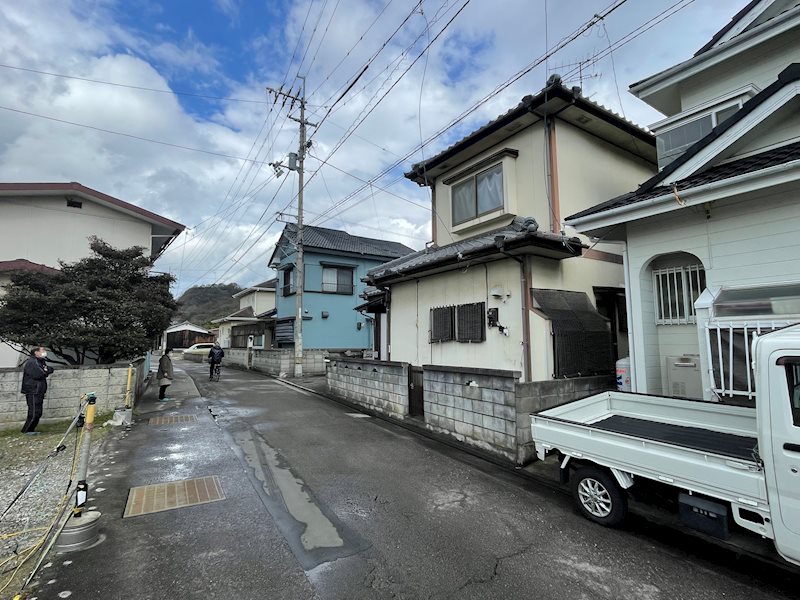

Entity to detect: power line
[0,62,270,104]
[0,104,272,164]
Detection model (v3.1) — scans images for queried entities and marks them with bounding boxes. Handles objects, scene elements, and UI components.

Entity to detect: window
[656,103,742,169]
[430,303,486,343]
[282,268,295,296]
[452,163,503,224]
[456,302,486,343]
[782,357,800,427]
[654,264,706,325]
[430,306,455,342]
[321,266,354,295]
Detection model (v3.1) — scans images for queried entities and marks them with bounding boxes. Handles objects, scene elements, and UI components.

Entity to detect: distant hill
[175,283,242,327]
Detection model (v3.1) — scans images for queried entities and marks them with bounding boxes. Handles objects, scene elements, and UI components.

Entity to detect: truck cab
[758,326,800,565]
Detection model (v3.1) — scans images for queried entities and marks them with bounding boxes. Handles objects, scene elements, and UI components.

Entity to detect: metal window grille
[456,302,486,343]
[430,306,455,342]
[654,264,705,325]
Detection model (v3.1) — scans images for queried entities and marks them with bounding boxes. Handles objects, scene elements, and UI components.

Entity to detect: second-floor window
[322,266,354,295]
[452,163,504,224]
[656,103,741,169]
[282,268,295,296]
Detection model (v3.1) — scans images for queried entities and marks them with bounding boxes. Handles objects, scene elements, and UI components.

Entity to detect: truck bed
[531,391,766,508]
[593,415,757,461]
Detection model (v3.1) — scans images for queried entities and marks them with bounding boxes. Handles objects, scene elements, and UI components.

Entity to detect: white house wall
[626,180,800,394]
[389,260,525,373]
[0,195,152,266]
[432,126,547,243]
[555,121,656,220]
[731,99,800,157]
[679,29,800,112]
[239,290,276,314]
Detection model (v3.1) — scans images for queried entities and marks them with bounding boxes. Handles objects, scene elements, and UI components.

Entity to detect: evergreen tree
[0,238,176,365]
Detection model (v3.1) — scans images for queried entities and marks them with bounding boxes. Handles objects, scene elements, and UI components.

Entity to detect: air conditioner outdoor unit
[666,354,702,399]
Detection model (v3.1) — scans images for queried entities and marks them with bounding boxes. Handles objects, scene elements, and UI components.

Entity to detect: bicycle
[212,363,221,382]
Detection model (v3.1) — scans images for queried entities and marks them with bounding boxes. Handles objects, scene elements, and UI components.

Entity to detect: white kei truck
[530,325,800,567]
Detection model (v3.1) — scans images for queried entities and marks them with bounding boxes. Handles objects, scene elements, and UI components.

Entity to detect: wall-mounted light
[321,311,329,319]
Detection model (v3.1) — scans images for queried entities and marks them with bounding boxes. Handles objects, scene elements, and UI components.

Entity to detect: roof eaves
[693,0,763,56]
[582,62,800,219]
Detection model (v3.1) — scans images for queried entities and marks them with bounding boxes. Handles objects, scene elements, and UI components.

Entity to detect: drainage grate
[149,415,198,426]
[123,476,225,518]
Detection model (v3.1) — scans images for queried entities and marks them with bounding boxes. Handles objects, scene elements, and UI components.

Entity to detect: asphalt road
[29,361,800,599]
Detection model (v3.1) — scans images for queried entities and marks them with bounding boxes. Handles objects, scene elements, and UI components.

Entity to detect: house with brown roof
[0,182,185,366]
[566,0,800,402]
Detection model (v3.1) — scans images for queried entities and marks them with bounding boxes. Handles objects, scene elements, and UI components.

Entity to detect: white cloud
[0,0,754,296]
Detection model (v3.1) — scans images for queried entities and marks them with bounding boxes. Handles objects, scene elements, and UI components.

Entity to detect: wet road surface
[30,361,800,599]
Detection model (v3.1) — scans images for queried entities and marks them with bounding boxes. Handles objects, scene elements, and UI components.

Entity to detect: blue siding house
[268,223,414,351]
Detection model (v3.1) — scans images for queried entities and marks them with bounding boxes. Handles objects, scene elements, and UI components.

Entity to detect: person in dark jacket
[20,346,54,435]
[208,342,224,380]
[156,348,174,401]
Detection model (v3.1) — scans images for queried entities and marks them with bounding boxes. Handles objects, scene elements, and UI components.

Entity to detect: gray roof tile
[283,223,414,259]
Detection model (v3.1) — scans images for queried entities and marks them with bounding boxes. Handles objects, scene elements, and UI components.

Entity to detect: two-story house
[364,77,657,382]
[212,279,277,349]
[269,223,414,352]
[0,182,184,367]
[566,0,800,402]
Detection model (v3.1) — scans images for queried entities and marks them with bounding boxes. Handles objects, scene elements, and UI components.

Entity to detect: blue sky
[0,0,752,293]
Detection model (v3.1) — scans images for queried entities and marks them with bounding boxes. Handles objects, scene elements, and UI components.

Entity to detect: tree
[0,238,177,365]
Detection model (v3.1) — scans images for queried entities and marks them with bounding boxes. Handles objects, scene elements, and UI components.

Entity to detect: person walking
[157,348,174,401]
[208,342,224,380]
[20,346,54,435]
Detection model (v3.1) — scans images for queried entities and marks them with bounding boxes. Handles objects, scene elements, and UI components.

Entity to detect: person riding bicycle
[208,342,224,380]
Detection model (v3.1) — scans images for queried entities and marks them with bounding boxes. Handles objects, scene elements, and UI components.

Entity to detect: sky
[0,0,752,294]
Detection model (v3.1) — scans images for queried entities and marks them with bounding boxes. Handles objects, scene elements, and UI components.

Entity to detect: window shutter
[456,302,485,343]
[430,306,455,342]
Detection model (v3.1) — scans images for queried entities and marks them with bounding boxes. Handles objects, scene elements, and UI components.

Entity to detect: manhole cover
[149,415,198,425]
[123,476,225,518]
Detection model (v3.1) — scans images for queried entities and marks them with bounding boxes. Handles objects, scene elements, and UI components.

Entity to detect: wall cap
[331,357,409,368]
[423,364,521,378]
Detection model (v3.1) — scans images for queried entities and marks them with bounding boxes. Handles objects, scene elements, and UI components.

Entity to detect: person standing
[157,348,174,401]
[20,346,54,435]
[208,342,224,380]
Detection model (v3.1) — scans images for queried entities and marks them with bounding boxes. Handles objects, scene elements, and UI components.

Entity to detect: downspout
[500,250,532,382]
[545,115,561,234]
[621,242,637,391]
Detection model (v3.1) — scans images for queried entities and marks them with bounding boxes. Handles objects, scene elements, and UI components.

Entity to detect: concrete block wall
[327,358,409,418]
[423,365,520,462]
[0,365,131,424]
[515,375,615,463]
[207,348,327,377]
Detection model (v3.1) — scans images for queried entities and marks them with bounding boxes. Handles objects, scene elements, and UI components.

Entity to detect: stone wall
[206,348,327,377]
[515,375,615,463]
[0,364,133,425]
[423,365,520,461]
[327,358,409,418]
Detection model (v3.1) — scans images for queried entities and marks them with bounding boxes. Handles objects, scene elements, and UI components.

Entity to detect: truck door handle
[784,443,800,453]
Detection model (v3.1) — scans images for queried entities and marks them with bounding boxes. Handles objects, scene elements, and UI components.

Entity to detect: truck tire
[571,466,628,526]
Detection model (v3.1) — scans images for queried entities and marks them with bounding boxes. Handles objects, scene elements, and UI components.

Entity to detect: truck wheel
[571,466,628,526]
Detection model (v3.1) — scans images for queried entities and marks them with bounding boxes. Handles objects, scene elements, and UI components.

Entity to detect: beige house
[0,182,184,367]
[212,279,277,349]
[365,78,656,382]
[566,0,800,402]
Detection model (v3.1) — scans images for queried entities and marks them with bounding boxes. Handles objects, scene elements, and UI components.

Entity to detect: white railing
[704,319,795,399]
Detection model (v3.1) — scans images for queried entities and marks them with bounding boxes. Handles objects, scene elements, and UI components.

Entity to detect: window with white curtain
[321,266,354,294]
[452,163,503,224]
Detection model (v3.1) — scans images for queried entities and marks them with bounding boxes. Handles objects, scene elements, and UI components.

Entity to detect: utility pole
[267,77,316,377]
